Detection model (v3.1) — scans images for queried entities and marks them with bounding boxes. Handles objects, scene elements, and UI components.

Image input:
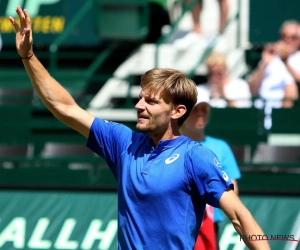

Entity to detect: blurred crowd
[147,0,300,113]
[198,18,300,109]
[193,20,299,112]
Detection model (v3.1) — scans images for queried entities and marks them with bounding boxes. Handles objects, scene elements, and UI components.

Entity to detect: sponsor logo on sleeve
[214,158,222,167]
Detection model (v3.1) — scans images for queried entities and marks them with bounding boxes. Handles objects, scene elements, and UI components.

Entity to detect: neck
[181,128,205,142]
[149,125,181,147]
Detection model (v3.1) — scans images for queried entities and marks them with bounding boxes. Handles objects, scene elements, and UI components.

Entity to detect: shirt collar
[147,135,188,149]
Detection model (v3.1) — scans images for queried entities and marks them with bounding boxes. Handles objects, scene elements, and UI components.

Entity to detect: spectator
[248,20,299,108]
[198,52,252,108]
[181,87,241,250]
[173,0,229,49]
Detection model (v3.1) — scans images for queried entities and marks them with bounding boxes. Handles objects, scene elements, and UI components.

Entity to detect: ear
[171,104,187,119]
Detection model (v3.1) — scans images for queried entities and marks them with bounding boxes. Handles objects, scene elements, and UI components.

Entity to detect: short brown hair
[140,68,197,126]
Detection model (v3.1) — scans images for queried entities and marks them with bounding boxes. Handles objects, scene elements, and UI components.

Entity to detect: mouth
[137,113,149,120]
[137,117,149,122]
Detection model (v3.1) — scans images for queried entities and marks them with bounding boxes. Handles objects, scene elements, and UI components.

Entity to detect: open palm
[8,6,33,58]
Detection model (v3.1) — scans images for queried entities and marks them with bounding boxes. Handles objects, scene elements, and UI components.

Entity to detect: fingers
[8,16,20,33]
[16,6,26,28]
[23,9,31,29]
[24,28,31,39]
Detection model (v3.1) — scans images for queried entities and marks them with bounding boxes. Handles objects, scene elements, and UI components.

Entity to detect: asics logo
[165,154,180,164]
[214,158,221,167]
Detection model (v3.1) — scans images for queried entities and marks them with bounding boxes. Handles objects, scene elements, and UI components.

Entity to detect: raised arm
[219,190,270,250]
[9,6,94,138]
[248,65,266,96]
[248,44,275,96]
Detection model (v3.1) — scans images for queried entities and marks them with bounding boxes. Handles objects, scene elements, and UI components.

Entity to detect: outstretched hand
[9,6,33,58]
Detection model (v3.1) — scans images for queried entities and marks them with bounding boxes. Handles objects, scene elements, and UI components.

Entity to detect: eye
[143,97,155,104]
[147,99,158,104]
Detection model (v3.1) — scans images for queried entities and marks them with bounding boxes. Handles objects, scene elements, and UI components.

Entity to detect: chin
[136,124,148,132]
[136,123,156,133]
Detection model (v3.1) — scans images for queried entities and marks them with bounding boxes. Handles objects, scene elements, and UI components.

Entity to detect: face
[135,90,173,134]
[184,102,210,131]
[208,65,227,85]
[280,24,300,50]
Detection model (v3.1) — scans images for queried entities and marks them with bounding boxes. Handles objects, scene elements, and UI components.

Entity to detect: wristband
[20,53,34,60]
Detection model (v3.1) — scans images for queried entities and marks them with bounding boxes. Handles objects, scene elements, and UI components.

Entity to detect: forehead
[282,24,299,34]
[140,89,163,99]
[209,65,226,70]
[140,88,162,99]
[208,64,227,70]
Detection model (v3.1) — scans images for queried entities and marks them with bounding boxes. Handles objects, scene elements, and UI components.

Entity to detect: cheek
[150,112,167,125]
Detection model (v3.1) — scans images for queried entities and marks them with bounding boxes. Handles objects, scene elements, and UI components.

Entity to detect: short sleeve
[186,145,233,208]
[283,70,294,86]
[218,141,241,180]
[86,118,133,176]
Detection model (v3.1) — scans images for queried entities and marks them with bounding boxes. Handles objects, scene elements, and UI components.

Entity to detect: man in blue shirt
[9,7,270,250]
[181,87,242,249]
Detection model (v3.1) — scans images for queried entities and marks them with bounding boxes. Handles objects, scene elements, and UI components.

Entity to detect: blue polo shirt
[201,136,241,223]
[87,118,233,250]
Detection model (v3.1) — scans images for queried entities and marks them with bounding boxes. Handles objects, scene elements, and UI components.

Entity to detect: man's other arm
[219,189,270,250]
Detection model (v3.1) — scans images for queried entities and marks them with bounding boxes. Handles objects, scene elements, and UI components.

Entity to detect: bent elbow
[52,103,76,123]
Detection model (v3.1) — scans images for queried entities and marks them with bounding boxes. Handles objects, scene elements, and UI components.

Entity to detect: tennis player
[9,7,270,250]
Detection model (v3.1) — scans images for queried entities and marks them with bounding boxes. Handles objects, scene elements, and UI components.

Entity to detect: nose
[135,98,145,110]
